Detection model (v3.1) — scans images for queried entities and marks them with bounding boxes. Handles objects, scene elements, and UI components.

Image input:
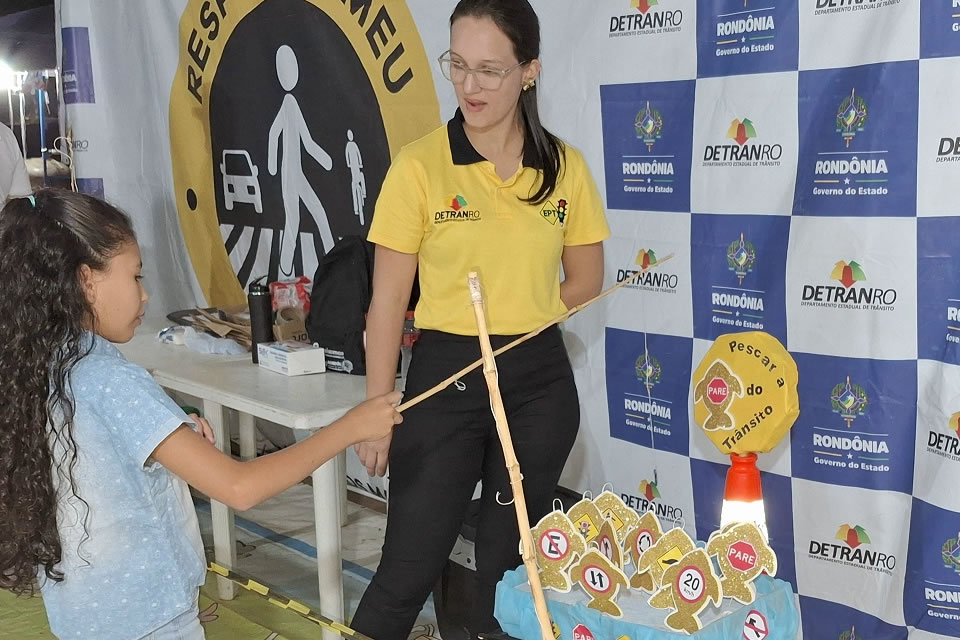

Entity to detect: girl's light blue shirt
[40,335,206,639]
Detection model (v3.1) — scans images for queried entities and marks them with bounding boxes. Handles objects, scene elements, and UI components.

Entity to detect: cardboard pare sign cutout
[692,332,799,454]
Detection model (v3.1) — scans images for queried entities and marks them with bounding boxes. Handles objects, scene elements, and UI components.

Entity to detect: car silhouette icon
[220,149,263,213]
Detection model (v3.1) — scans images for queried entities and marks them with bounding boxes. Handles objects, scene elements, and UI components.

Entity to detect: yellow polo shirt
[367,111,610,335]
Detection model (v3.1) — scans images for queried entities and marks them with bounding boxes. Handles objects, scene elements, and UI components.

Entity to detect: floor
[0,484,443,640]
[194,484,443,639]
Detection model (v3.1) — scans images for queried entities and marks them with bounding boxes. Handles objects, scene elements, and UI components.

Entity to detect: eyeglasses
[438,51,526,91]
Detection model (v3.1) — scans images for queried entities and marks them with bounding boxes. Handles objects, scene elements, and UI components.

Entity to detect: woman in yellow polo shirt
[353,1,610,638]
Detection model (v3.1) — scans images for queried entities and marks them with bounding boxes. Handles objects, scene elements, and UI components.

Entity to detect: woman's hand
[355,434,393,477]
[188,413,216,445]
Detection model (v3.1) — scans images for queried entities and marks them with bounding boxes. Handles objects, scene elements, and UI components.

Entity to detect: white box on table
[257,341,326,376]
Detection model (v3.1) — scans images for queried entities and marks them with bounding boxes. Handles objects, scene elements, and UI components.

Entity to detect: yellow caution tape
[206,562,373,639]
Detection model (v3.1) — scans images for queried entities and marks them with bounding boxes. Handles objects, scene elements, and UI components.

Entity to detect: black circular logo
[210,0,390,285]
[170,0,439,303]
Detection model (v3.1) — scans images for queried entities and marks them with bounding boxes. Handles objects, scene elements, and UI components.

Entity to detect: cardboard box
[273,307,309,343]
[257,341,326,376]
[273,318,309,342]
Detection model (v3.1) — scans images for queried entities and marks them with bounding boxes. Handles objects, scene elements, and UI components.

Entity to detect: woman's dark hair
[451,0,564,205]
[0,189,136,595]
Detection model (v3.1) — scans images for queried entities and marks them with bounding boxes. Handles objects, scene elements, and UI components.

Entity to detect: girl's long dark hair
[0,189,136,595]
[451,0,564,205]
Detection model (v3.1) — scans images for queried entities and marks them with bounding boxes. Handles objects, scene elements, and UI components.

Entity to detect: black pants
[351,326,580,640]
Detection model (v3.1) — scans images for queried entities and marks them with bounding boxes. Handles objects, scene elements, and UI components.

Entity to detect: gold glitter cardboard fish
[567,497,604,544]
[648,548,722,634]
[595,517,624,570]
[693,360,743,431]
[706,521,777,604]
[636,527,696,597]
[569,548,630,618]
[531,510,587,592]
[625,512,664,592]
[593,490,640,545]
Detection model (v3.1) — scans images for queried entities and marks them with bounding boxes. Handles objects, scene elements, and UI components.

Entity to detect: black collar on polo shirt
[447,108,539,169]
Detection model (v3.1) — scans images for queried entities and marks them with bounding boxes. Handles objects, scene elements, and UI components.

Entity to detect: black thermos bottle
[248,276,273,364]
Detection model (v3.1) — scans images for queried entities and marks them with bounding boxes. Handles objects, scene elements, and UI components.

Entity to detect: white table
[118,319,368,640]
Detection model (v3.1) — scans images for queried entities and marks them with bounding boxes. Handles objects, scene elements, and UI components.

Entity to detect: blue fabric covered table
[495,565,798,639]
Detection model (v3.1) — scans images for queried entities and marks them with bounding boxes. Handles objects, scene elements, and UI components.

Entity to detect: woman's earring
[523,80,536,92]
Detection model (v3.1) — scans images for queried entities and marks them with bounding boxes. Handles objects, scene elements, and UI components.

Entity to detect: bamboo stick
[468,272,553,640]
[397,253,674,413]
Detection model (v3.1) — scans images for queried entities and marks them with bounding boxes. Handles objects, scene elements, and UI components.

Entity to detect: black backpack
[306,236,374,375]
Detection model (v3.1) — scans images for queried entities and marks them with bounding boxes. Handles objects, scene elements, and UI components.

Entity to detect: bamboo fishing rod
[468,272,553,640]
[397,253,674,413]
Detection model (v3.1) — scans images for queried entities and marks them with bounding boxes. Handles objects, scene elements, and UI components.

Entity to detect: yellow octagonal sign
[692,332,799,454]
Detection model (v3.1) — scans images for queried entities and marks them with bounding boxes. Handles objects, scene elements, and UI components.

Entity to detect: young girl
[353,0,610,637]
[0,189,403,640]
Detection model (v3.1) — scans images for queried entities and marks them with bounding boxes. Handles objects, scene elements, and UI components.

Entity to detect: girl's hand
[347,392,404,443]
[188,413,216,445]
[348,392,403,477]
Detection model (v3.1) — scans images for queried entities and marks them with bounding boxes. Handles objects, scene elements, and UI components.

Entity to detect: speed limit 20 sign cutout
[676,566,706,603]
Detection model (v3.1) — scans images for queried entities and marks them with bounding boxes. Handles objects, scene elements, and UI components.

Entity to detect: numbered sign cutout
[676,565,706,603]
